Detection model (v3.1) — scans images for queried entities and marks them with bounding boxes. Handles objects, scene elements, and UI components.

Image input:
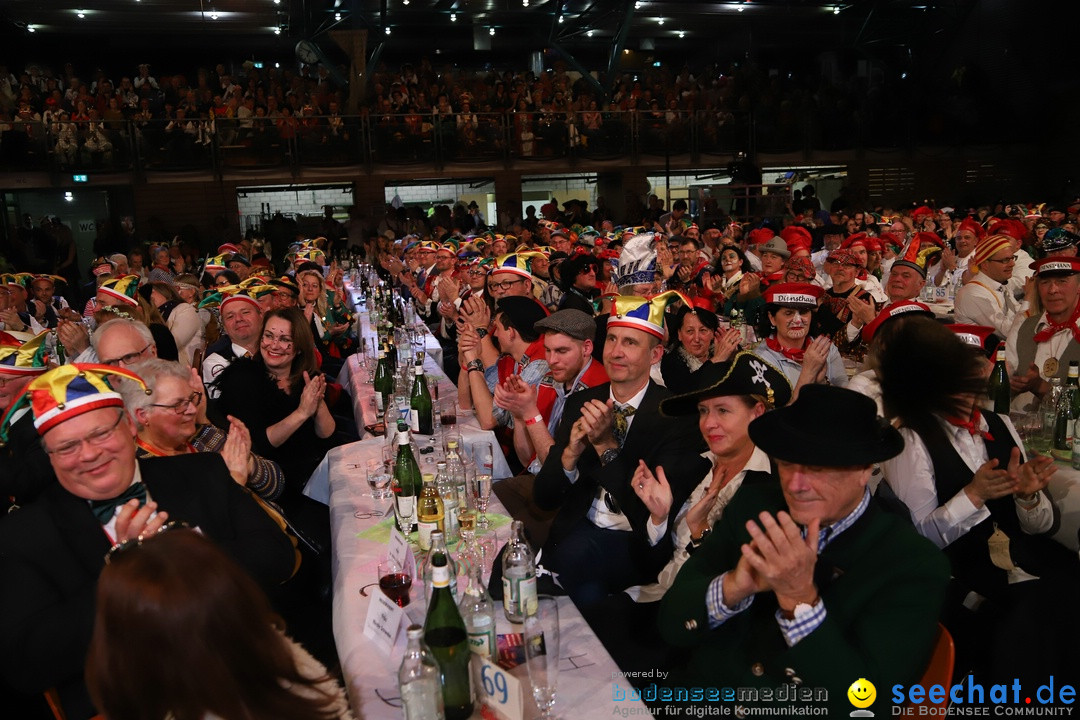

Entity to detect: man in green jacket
[658,385,950,717]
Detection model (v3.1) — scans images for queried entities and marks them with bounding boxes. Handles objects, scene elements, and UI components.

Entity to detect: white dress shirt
[881,415,1052,555]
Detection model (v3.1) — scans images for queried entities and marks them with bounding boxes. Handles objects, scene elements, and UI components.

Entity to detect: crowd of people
[1,48,1010,169]
[1,187,1080,717]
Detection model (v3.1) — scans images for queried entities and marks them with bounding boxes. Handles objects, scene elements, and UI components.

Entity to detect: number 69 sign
[476,657,524,720]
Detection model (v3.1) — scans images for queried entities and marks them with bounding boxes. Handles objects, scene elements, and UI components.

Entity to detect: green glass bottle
[393,422,422,533]
[410,357,434,435]
[424,553,474,720]
[1052,362,1080,462]
[373,344,393,414]
[987,342,1011,415]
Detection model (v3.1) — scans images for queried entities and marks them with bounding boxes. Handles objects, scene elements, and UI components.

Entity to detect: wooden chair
[909,623,956,709]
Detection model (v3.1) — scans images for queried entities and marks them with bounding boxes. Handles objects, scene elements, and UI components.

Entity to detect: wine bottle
[987,342,1010,415]
[398,624,445,720]
[393,422,422,533]
[410,358,434,435]
[502,520,537,622]
[422,530,459,603]
[1053,362,1080,462]
[373,345,392,413]
[424,553,474,720]
[417,472,445,552]
[436,461,459,545]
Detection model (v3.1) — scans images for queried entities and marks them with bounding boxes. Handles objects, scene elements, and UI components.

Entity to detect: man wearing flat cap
[658,386,949,717]
[0,364,296,718]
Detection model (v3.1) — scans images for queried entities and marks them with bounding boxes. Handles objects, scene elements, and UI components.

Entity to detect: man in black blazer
[533,294,706,612]
[0,365,297,719]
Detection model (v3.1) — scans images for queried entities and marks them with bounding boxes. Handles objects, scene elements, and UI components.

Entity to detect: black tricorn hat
[661,351,791,416]
[748,384,903,466]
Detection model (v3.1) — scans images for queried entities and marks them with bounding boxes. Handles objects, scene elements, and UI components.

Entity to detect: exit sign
[72,174,88,183]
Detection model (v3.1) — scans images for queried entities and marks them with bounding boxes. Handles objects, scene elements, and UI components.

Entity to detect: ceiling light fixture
[586,29,594,37]
[558,14,564,23]
[634,1,643,7]
[678,30,685,38]
[335,12,341,20]
[77,10,86,18]
[27,25,36,32]
[450,12,457,21]
[833,5,840,13]
[489,26,495,35]
[403,0,410,5]
[274,26,281,33]
[385,26,391,34]
[210,10,219,19]
[657,17,665,25]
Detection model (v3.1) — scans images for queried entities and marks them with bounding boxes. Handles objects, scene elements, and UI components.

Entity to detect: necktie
[613,404,636,448]
[90,482,148,524]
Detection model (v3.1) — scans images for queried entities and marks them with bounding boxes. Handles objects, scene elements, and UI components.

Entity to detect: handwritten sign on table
[362,589,406,655]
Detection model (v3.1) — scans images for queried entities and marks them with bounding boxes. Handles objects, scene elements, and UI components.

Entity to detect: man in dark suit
[0,330,52,510]
[533,293,706,612]
[0,364,296,719]
[658,386,950,717]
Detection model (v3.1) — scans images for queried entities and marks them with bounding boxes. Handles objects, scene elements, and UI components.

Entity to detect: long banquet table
[326,445,654,719]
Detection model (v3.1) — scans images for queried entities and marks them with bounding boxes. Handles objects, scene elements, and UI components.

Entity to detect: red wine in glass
[440,413,457,426]
[379,572,412,607]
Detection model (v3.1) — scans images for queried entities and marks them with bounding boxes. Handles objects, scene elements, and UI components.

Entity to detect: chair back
[910,623,955,708]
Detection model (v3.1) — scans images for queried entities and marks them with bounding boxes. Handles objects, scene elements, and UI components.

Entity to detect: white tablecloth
[325,447,653,719]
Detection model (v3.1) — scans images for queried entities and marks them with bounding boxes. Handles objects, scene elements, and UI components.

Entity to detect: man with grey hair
[91,317,158,368]
[108,252,130,276]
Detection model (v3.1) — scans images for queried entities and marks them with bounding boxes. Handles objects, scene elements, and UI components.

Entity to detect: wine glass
[376,556,412,608]
[523,596,560,719]
[366,458,393,500]
[473,470,493,529]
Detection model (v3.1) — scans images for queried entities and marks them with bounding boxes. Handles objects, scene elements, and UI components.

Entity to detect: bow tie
[90,482,148,524]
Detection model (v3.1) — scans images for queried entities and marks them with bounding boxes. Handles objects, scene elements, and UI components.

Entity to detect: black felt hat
[748,385,903,466]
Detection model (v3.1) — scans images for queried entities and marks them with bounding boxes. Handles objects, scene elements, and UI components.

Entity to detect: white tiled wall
[236,185,355,219]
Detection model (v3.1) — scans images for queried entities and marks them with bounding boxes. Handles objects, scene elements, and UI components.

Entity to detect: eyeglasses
[101,343,152,367]
[149,390,202,415]
[262,331,294,347]
[44,410,126,458]
[467,269,488,276]
[986,255,1018,264]
[105,520,191,565]
[489,279,527,291]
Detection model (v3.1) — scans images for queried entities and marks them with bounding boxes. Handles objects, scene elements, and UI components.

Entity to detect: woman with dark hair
[659,301,741,394]
[86,529,353,720]
[215,307,336,497]
[708,245,752,302]
[214,269,242,288]
[557,253,601,314]
[878,315,1078,686]
[750,282,847,396]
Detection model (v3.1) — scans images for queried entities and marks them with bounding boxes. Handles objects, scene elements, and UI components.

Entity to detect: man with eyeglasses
[954,234,1028,338]
[92,318,158,369]
[0,364,296,719]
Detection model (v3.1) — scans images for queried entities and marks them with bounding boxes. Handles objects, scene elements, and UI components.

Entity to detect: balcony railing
[0,110,756,178]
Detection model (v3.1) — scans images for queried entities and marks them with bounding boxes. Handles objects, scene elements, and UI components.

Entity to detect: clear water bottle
[501,520,537,623]
[398,624,445,720]
[458,561,497,659]
[445,439,469,510]
[421,530,459,605]
[436,461,460,545]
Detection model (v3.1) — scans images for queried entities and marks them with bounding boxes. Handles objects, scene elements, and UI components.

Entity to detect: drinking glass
[475,527,498,583]
[366,458,393,500]
[377,557,412,608]
[439,398,458,427]
[475,440,494,477]
[523,596,560,719]
[473,471,493,529]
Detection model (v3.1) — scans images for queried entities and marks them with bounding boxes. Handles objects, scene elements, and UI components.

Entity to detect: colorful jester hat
[0,363,149,443]
[491,252,547,280]
[98,275,142,307]
[0,330,51,376]
[608,290,690,340]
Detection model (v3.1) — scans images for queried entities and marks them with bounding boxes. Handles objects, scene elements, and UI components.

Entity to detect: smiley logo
[847,677,876,710]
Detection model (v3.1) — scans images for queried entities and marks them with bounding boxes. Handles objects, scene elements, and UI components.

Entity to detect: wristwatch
[686,526,712,555]
[780,601,817,621]
[474,327,488,339]
[466,359,484,373]
[599,447,620,466]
